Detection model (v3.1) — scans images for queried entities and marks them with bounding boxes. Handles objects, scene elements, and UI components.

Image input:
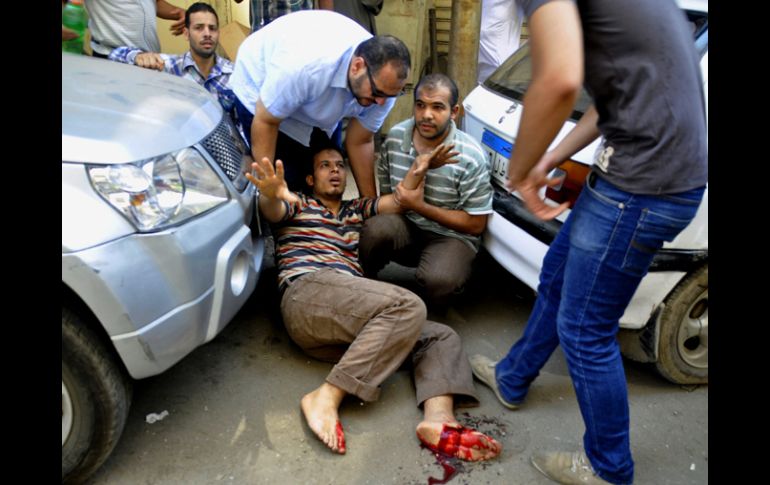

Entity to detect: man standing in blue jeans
[470,1,707,484]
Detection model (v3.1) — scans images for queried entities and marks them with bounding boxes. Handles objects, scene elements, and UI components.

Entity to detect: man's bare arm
[394,181,488,235]
[376,144,461,217]
[544,104,601,169]
[250,100,282,171]
[345,118,377,198]
[402,144,460,189]
[504,0,584,220]
[245,157,300,223]
[156,0,185,36]
[528,104,601,187]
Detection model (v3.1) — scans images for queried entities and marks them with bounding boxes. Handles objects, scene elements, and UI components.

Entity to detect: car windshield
[483,10,708,122]
[483,42,593,122]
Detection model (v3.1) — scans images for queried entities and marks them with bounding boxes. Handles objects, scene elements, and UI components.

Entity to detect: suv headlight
[88,147,229,232]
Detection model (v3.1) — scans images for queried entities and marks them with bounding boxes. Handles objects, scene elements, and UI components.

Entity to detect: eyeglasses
[363,59,406,99]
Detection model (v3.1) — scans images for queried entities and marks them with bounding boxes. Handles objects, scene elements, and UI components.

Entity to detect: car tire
[655,264,708,385]
[62,306,132,484]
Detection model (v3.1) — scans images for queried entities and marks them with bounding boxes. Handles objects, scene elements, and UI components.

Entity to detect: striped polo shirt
[378,119,493,251]
[275,193,378,289]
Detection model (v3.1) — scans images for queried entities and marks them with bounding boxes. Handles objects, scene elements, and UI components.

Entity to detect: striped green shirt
[378,119,493,251]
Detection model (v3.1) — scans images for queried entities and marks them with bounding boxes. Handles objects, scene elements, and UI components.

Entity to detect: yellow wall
[371,0,429,132]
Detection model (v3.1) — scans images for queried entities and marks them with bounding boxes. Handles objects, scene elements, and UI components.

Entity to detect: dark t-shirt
[518,0,708,194]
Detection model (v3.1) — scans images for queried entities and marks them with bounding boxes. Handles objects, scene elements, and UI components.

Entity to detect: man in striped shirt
[108,3,236,119]
[245,138,501,461]
[359,73,494,308]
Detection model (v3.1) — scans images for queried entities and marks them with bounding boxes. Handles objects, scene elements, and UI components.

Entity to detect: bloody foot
[416,421,502,461]
[300,382,347,454]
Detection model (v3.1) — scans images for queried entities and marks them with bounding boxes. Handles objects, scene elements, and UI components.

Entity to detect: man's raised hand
[412,143,460,178]
[246,157,290,200]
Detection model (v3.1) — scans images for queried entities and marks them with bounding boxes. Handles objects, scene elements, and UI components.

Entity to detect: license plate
[481,129,514,184]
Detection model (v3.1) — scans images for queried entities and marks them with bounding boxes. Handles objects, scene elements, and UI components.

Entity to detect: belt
[280,273,305,294]
[588,170,598,187]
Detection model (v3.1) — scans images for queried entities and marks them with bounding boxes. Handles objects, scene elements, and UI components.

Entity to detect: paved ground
[86,248,707,485]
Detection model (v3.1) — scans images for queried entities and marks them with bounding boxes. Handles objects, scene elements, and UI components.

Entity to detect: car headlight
[88,147,229,232]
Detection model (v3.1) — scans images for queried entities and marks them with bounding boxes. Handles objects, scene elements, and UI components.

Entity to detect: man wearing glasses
[359,73,493,311]
[230,9,411,196]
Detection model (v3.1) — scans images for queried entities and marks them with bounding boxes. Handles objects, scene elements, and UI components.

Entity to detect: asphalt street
[86,248,707,485]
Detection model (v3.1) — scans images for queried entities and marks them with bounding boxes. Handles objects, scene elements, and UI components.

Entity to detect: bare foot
[416,420,502,461]
[300,383,347,454]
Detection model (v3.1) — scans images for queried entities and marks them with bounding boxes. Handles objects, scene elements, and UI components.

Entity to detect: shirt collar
[182,51,197,71]
[215,55,234,74]
[182,51,233,77]
[331,48,356,90]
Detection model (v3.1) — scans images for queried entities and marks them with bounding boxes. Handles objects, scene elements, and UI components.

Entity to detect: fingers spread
[274,159,285,179]
[259,157,276,177]
[544,175,565,188]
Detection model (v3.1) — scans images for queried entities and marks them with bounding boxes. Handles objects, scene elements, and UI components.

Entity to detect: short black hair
[186,2,218,28]
[414,73,459,107]
[354,35,411,80]
[300,130,345,193]
[308,130,345,169]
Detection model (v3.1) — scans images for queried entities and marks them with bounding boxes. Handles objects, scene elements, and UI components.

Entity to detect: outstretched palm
[245,157,290,200]
[413,143,461,177]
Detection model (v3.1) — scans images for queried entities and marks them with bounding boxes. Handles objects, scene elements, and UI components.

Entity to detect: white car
[462,2,708,385]
[62,53,265,482]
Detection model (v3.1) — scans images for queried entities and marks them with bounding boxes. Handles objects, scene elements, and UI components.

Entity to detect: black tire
[62,306,132,484]
[655,264,708,385]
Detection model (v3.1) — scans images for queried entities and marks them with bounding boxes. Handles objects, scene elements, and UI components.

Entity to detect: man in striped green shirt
[360,73,493,307]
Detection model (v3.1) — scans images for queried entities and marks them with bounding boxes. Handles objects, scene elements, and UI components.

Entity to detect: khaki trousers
[280,268,479,406]
[358,214,477,305]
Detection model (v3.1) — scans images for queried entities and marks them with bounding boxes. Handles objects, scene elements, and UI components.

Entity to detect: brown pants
[280,268,479,406]
[358,214,477,305]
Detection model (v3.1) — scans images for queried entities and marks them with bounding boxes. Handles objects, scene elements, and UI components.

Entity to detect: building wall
[374,0,429,132]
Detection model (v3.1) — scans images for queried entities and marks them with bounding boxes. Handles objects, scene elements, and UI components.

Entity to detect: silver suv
[62,53,265,483]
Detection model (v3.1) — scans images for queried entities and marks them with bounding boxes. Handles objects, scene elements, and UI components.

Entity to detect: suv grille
[201,117,249,192]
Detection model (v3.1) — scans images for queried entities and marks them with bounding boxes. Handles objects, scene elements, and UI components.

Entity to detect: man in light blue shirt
[229,10,411,196]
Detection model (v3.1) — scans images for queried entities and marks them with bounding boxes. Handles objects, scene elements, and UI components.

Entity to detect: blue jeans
[496,172,704,484]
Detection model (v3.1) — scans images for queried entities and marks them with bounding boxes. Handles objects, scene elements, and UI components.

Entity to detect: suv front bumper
[62,201,265,379]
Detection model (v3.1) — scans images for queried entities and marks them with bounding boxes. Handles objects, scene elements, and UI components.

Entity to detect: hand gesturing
[413,143,460,177]
[245,157,290,200]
